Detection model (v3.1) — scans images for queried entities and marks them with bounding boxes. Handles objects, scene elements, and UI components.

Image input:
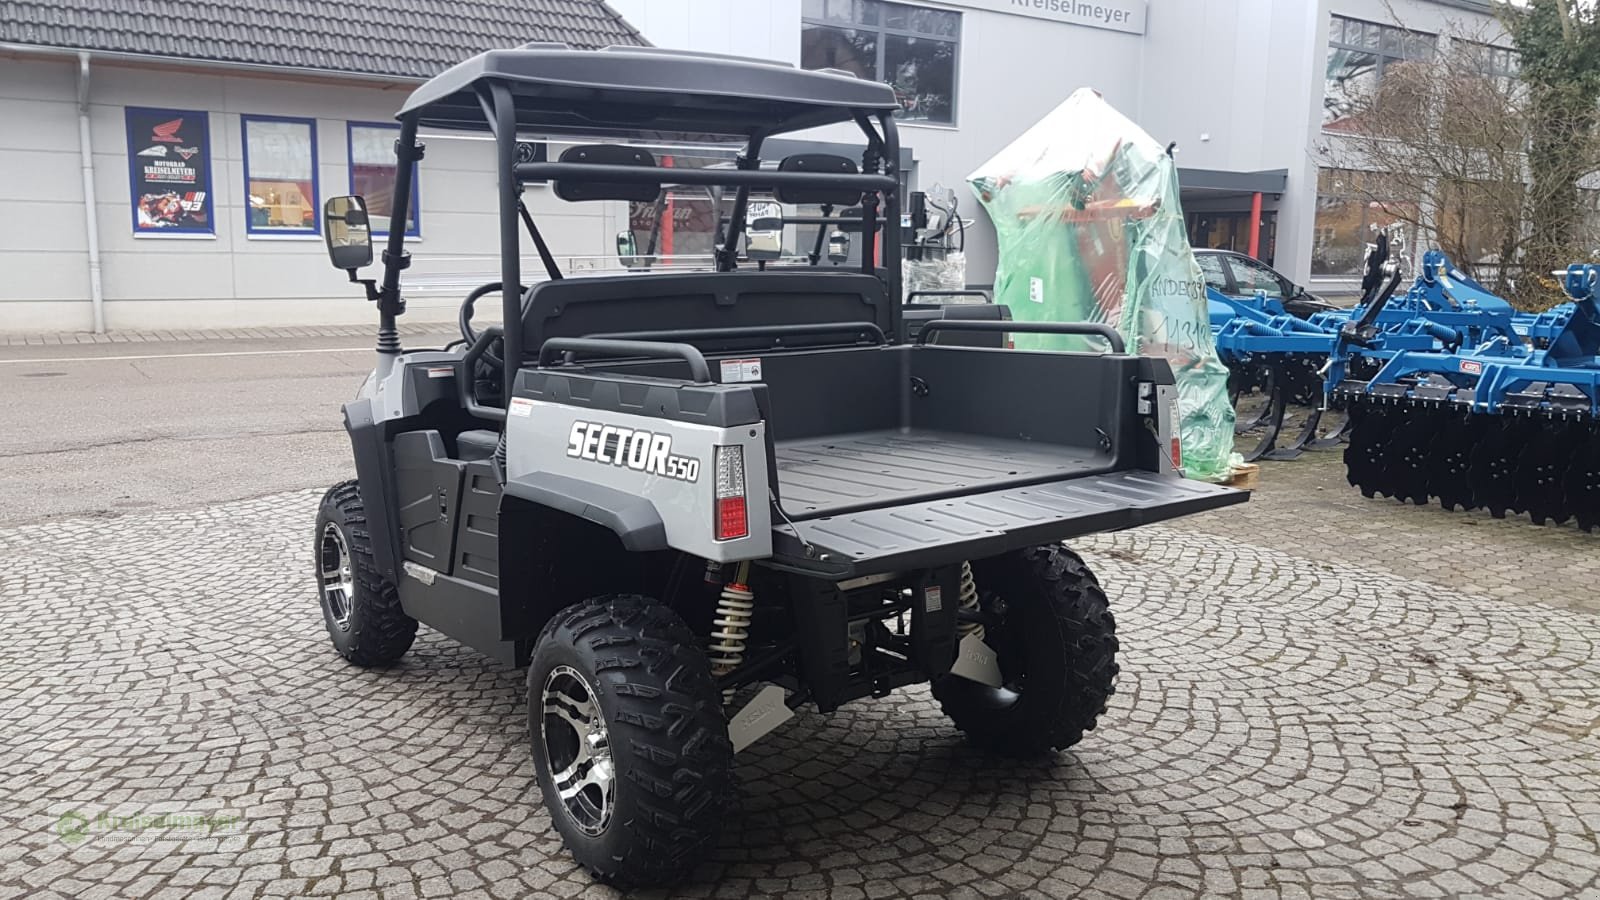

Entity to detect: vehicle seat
[456,429,501,461]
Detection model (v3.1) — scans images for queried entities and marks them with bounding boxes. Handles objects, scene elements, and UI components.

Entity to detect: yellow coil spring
[956,560,984,642]
[709,581,755,675]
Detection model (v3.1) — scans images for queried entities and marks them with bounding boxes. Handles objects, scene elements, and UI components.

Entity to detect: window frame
[1310,167,1414,278]
[240,113,321,237]
[800,0,962,126]
[347,121,421,239]
[1323,14,1435,132]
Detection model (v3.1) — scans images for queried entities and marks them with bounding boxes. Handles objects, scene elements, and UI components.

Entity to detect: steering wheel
[458,282,525,368]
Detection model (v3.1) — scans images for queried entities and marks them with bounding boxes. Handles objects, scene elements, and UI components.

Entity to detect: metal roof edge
[1,41,425,87]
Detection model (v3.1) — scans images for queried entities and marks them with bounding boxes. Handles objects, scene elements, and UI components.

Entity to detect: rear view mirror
[615,230,654,269]
[323,195,373,272]
[827,230,850,264]
[745,201,784,261]
[616,229,638,267]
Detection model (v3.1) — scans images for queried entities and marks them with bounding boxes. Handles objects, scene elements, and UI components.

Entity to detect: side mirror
[616,229,638,268]
[827,230,850,264]
[615,230,654,269]
[323,196,373,273]
[746,216,784,262]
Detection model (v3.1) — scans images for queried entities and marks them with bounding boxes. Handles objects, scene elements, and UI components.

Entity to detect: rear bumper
[768,471,1247,578]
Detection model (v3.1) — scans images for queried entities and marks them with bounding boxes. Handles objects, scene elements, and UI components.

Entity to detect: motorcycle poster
[126,107,213,235]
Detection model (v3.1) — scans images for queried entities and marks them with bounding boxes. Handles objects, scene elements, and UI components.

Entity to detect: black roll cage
[373,75,902,406]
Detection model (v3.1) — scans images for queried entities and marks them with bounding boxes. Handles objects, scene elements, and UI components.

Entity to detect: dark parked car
[1195,249,1338,319]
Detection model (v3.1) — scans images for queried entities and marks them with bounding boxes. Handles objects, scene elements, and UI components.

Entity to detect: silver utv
[310,43,1246,888]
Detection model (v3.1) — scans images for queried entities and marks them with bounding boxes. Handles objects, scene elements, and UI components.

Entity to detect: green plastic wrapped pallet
[967,88,1236,481]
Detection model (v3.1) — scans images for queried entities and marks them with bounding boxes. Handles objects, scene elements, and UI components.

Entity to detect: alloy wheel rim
[541,665,615,836]
[318,522,355,630]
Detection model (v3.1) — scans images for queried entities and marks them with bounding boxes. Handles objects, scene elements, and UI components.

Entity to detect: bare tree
[1320,14,1600,308]
[1503,0,1600,290]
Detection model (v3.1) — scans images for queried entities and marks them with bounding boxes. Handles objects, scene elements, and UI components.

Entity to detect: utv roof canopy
[398,43,902,138]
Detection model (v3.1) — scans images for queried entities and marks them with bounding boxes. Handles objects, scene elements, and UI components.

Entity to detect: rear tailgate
[769,472,1245,577]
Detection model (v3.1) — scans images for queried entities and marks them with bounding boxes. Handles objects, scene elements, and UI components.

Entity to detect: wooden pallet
[1226,462,1260,490]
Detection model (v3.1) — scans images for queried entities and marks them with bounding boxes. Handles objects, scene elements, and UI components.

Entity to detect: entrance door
[1187,211,1277,267]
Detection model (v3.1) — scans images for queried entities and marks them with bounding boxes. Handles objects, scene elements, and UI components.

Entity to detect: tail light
[1168,396,1183,469]
[714,445,748,541]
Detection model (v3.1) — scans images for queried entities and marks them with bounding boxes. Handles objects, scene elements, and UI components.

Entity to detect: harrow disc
[1513,421,1578,526]
[1565,424,1600,532]
[1467,419,1531,519]
[1425,413,1482,512]
[1382,411,1440,506]
[1344,403,1399,498]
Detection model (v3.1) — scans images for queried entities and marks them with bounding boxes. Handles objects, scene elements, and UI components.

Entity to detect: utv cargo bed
[774,428,1109,519]
[771,470,1244,577]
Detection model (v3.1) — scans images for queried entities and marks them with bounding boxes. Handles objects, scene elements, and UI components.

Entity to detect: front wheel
[933,545,1119,756]
[527,594,734,888]
[314,481,417,666]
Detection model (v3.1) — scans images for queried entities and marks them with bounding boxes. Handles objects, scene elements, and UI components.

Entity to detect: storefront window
[801,0,959,124]
[348,123,419,237]
[242,115,318,234]
[1311,168,1414,276]
[1324,15,1434,131]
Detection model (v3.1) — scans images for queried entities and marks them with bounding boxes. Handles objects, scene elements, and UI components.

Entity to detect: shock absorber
[709,561,754,677]
[957,560,984,642]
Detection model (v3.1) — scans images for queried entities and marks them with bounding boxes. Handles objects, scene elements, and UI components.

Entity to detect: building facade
[1,0,1503,333]
[0,0,645,333]
[613,0,1503,296]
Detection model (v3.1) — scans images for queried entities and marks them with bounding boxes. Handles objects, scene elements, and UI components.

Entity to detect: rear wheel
[528,594,734,888]
[314,481,417,666]
[933,545,1119,756]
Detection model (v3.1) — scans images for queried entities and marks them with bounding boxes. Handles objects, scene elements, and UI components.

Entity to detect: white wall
[1134,0,1323,283]
[607,0,801,62]
[896,10,1146,282]
[614,0,1145,283]
[0,55,614,333]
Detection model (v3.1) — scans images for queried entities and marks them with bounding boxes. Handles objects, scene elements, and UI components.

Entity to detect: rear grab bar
[539,337,714,384]
[589,321,887,346]
[916,319,1126,354]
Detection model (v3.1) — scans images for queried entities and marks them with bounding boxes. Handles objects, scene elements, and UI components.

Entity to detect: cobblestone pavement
[1,473,1598,899]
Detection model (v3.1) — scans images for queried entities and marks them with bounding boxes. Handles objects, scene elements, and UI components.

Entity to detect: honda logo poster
[126,107,214,235]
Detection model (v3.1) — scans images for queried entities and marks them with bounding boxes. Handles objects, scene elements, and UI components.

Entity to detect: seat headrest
[552,144,660,202]
[775,154,864,206]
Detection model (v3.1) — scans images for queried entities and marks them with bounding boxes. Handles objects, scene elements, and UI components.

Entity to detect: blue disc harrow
[1213,242,1529,462]
[1325,254,1600,529]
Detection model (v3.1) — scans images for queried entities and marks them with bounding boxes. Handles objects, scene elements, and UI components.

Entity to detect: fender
[343,398,402,579]
[502,469,668,551]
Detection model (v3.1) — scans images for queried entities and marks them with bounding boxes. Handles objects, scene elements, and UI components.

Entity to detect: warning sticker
[508,397,534,418]
[1460,360,1483,375]
[426,367,454,379]
[924,585,943,613]
[1029,276,1045,303]
[720,358,763,383]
